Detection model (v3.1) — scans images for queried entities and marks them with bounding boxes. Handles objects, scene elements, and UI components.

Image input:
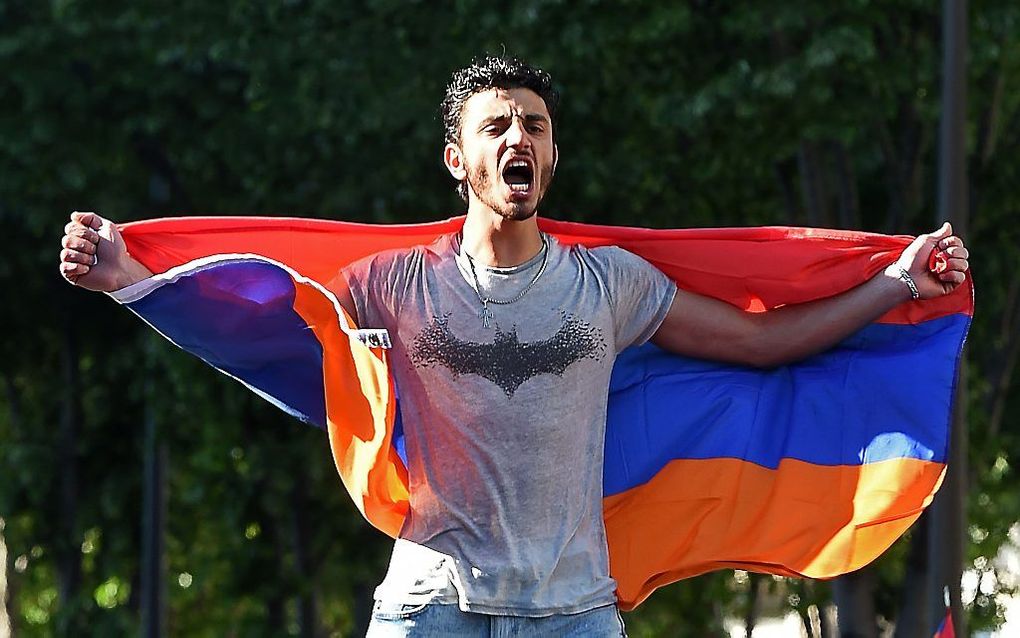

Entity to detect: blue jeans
[365,601,627,637]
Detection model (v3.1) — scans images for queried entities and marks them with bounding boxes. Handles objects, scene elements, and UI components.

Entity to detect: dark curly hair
[441,55,560,201]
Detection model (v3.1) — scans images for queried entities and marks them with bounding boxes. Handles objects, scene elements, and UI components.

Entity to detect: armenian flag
[112,216,972,610]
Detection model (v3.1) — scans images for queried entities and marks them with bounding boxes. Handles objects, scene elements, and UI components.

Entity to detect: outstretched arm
[651,222,970,368]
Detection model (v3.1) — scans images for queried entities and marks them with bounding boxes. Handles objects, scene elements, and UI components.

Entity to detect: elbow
[735,342,779,369]
[742,337,821,369]
[735,321,789,369]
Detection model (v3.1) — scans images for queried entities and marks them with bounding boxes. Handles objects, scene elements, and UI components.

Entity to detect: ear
[444,143,467,181]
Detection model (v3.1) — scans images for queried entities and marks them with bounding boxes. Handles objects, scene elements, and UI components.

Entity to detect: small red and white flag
[933,587,955,638]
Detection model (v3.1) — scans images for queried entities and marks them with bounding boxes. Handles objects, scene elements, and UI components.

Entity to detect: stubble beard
[465,161,554,222]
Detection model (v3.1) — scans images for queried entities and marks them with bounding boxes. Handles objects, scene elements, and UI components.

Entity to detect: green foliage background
[1,1,1018,636]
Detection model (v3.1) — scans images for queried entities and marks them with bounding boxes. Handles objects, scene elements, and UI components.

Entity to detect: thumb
[931,221,952,240]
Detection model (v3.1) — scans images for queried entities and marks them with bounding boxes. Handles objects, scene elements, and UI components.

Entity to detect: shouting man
[59,56,970,637]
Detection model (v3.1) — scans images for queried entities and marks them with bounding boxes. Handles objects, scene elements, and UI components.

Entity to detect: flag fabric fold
[115,215,972,610]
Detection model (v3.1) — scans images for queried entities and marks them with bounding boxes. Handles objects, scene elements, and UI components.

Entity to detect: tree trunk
[264,511,286,635]
[985,274,1020,440]
[898,104,927,229]
[57,314,82,630]
[798,607,814,638]
[875,109,927,233]
[290,471,319,638]
[894,516,929,638]
[2,377,20,638]
[830,140,861,229]
[140,337,167,638]
[797,141,831,226]
[0,517,12,638]
[927,2,968,635]
[773,159,802,224]
[833,567,879,638]
[926,361,968,637]
[744,573,762,637]
[977,51,1006,167]
[819,603,837,638]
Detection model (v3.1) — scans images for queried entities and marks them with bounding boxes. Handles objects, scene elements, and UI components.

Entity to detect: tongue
[504,169,531,185]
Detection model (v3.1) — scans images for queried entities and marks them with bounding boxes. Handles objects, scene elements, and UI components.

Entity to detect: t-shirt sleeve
[327,247,422,331]
[586,246,677,351]
[330,256,373,329]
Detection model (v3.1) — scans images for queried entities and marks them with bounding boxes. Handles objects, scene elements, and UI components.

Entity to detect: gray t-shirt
[342,231,676,616]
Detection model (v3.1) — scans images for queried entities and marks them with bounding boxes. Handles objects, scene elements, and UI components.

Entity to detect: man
[60,56,969,636]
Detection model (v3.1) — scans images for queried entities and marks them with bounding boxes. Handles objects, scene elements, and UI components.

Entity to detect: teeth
[504,159,532,194]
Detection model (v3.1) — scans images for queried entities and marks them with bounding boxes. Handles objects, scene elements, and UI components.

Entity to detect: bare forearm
[747,265,910,367]
[654,266,911,368]
[110,255,154,290]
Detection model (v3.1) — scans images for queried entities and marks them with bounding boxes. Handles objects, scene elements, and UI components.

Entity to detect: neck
[461,203,543,267]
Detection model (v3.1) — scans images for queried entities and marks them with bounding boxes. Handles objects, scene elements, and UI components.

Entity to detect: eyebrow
[477,113,550,129]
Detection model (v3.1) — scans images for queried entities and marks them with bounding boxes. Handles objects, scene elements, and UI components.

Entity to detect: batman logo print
[410,313,607,398]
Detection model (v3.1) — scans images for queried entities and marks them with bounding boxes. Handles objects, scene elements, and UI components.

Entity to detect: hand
[890,222,970,300]
[59,211,150,292]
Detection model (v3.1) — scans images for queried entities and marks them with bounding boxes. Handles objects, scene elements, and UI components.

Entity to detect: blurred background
[1,0,1018,636]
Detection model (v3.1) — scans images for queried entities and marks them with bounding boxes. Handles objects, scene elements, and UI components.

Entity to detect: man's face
[447,88,556,221]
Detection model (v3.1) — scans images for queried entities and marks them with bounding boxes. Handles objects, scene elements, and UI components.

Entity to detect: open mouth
[501,159,534,195]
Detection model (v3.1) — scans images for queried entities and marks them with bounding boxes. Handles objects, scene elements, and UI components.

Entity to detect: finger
[60,248,96,265]
[60,262,79,283]
[66,225,100,245]
[61,235,97,254]
[60,261,90,278]
[63,222,101,243]
[937,235,964,250]
[944,246,968,259]
[70,211,103,230]
[939,271,966,285]
[945,257,968,272]
[60,248,94,265]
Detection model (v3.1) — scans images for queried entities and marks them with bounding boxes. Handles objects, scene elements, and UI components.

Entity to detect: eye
[527,124,545,134]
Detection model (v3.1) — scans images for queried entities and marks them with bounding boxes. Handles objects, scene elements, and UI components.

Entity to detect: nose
[504,116,531,149]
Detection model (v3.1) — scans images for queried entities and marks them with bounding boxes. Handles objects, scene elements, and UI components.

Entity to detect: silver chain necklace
[463,235,549,328]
